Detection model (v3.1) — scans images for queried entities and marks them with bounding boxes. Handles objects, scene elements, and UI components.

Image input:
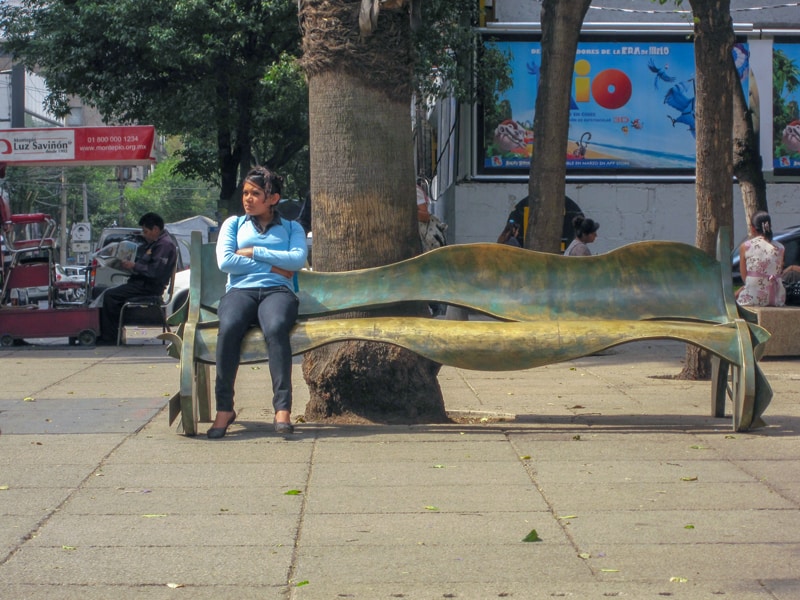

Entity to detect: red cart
[1,205,99,347]
[0,304,99,346]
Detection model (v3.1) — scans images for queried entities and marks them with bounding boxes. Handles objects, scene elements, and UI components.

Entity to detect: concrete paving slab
[310,438,520,463]
[106,435,315,464]
[761,579,800,600]
[1,341,797,598]
[25,514,299,548]
[299,426,512,442]
[60,486,305,517]
[292,542,596,585]
[765,480,800,504]
[0,434,128,464]
[540,481,797,510]
[508,431,732,460]
[289,580,779,600]
[77,462,312,490]
[561,508,800,544]
[0,583,287,600]
[0,487,75,516]
[309,459,534,487]
[298,511,561,547]
[305,482,550,513]
[0,464,101,488]
[1,405,167,434]
[584,542,800,582]
[734,459,800,481]
[529,458,758,484]
[0,546,294,586]
[1,515,44,558]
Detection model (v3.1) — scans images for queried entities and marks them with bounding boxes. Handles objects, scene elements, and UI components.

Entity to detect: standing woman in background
[736,211,786,307]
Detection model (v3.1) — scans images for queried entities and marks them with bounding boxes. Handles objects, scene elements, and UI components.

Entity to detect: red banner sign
[0,126,156,166]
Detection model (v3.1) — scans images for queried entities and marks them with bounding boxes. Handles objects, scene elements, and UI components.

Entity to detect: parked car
[167,267,190,317]
[56,264,88,285]
[55,264,89,302]
[731,224,800,288]
[93,227,142,254]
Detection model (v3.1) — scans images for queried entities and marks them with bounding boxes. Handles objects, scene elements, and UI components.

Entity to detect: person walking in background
[736,211,786,307]
[564,215,599,256]
[496,219,522,247]
[417,178,447,253]
[207,166,308,439]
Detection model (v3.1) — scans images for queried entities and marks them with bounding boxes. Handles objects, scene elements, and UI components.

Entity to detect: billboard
[773,41,800,173]
[478,36,750,177]
[0,126,156,167]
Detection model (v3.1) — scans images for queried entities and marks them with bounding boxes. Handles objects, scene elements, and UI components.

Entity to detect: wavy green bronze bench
[162,229,772,436]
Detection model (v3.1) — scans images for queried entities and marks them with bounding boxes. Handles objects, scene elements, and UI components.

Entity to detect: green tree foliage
[0,0,308,215]
[3,160,217,241]
[124,158,218,224]
[412,2,511,106]
[3,165,117,229]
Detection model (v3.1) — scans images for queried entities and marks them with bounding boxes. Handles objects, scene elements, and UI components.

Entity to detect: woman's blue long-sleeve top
[216,214,308,292]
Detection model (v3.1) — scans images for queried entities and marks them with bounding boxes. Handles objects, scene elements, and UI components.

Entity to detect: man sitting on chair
[97,212,178,344]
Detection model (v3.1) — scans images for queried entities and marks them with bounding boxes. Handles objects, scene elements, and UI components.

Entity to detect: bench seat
[163,229,772,436]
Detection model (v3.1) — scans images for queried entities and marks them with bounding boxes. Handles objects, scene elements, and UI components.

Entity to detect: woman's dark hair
[244,165,283,197]
[751,211,773,241]
[572,215,599,240]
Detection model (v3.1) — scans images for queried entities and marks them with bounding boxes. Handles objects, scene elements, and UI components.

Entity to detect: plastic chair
[116,264,178,345]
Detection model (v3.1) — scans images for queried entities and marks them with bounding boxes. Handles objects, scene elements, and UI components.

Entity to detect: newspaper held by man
[94,240,138,272]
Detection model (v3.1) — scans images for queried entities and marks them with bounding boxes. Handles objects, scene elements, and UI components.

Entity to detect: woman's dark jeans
[214,286,299,413]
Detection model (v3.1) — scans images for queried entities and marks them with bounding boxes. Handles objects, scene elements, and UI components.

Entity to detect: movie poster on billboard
[480,37,751,176]
[773,42,800,172]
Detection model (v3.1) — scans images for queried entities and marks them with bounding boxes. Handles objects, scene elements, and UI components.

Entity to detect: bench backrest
[188,230,737,325]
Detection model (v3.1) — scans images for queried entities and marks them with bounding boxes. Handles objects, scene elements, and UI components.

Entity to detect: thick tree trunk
[303,341,446,423]
[681,0,735,380]
[732,58,768,223]
[300,1,445,423]
[306,71,419,269]
[527,0,591,253]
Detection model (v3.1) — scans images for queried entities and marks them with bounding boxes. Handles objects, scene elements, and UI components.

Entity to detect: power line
[589,2,800,15]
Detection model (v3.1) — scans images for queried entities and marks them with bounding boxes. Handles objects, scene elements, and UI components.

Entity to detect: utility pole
[82,183,89,221]
[117,166,129,226]
[59,169,68,265]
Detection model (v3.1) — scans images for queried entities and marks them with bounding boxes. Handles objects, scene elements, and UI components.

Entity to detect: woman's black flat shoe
[274,420,294,434]
[207,411,237,439]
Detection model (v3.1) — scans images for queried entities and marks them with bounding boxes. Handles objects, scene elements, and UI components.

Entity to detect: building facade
[428,0,800,253]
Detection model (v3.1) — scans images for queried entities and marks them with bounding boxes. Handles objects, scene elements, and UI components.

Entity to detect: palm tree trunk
[300,0,446,423]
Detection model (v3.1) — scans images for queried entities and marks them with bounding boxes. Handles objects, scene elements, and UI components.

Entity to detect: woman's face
[242,180,277,218]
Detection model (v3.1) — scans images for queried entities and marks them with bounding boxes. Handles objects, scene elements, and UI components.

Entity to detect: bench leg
[176,355,199,437]
[751,364,773,429]
[197,363,213,423]
[710,358,747,431]
[710,356,728,419]
[713,321,758,431]
[710,351,758,430]
[179,383,198,437]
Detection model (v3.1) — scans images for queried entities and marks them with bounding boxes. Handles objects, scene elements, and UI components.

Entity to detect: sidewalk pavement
[1,336,799,599]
